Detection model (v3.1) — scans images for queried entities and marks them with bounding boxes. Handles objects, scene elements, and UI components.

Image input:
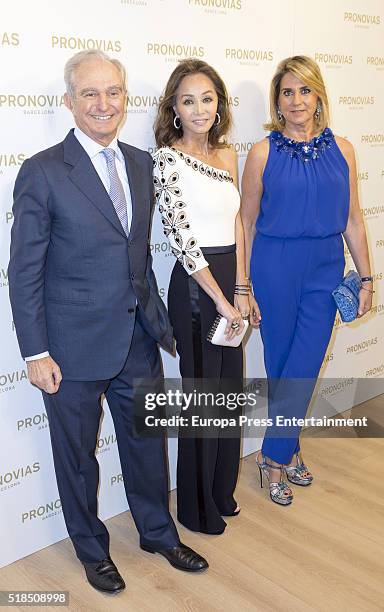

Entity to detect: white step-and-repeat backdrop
[1,0,383,568]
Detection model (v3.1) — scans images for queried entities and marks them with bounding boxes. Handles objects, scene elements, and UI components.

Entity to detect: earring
[214,112,221,126]
[277,107,283,122]
[173,115,181,129]
[315,101,321,120]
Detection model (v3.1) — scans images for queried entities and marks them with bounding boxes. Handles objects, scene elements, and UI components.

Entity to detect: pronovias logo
[231,141,255,156]
[51,35,121,52]
[319,378,354,399]
[0,266,8,289]
[0,153,25,167]
[361,134,384,146]
[0,94,65,115]
[17,412,48,432]
[344,12,381,26]
[366,363,384,377]
[22,498,62,523]
[0,369,28,393]
[225,48,273,64]
[367,56,384,68]
[111,473,124,486]
[188,0,242,10]
[0,153,26,177]
[346,336,378,354]
[147,42,205,61]
[1,32,20,47]
[127,94,161,114]
[361,204,384,219]
[339,96,374,108]
[370,303,384,316]
[314,53,352,66]
[150,241,172,256]
[96,433,117,455]
[0,462,40,492]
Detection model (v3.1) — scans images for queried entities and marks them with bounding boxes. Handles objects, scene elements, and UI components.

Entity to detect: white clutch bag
[206,315,249,348]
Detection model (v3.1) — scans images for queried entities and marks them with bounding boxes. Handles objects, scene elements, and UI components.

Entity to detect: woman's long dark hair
[154,59,232,149]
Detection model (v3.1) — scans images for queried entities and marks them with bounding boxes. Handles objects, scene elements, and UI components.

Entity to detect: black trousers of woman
[168,247,242,535]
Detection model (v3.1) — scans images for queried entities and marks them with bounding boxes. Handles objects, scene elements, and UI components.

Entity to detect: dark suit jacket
[9,129,173,380]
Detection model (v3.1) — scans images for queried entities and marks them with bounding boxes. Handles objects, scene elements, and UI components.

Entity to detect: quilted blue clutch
[332,270,362,322]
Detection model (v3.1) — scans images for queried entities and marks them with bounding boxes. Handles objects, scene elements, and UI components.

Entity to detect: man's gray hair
[64,50,127,98]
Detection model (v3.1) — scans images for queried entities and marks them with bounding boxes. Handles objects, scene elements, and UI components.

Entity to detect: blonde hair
[264,55,330,133]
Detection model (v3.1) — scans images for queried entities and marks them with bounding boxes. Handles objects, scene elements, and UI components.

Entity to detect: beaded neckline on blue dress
[269,128,334,162]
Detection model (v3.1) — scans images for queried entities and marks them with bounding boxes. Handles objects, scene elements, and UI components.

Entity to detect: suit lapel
[63,130,127,239]
[118,141,145,241]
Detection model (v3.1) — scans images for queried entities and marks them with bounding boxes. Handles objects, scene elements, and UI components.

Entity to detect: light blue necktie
[102,148,129,235]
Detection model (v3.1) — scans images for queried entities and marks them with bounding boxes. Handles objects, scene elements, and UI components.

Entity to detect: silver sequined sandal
[256,454,293,506]
[285,452,313,486]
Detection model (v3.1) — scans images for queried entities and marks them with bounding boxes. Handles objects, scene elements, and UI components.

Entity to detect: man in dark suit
[8,50,208,594]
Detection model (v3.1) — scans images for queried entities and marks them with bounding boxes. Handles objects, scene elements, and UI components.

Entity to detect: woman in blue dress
[241,56,373,505]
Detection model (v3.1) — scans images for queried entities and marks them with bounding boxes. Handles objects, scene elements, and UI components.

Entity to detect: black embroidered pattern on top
[169,147,234,183]
[153,149,204,272]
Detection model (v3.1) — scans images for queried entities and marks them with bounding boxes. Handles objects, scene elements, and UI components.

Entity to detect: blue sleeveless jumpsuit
[250,129,350,464]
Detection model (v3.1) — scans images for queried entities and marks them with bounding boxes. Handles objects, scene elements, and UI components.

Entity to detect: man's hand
[26,356,62,394]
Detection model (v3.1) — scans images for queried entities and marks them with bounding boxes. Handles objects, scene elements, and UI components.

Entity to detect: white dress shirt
[25,127,133,362]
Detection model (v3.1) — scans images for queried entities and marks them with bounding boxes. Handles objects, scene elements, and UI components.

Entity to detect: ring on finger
[231,322,240,330]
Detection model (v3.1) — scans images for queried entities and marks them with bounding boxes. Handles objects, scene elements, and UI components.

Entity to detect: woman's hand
[358,284,373,317]
[215,295,244,340]
[248,294,262,327]
[234,294,250,319]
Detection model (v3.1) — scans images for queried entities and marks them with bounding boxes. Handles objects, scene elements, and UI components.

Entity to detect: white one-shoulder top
[152,146,240,275]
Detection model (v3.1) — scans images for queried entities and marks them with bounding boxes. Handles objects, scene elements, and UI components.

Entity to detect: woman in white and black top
[153,59,260,535]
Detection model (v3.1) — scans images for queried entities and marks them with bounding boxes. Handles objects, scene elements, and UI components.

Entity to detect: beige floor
[1,397,383,612]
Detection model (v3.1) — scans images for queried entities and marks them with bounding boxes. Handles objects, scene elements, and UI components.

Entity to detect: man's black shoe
[83,557,126,593]
[140,543,209,572]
